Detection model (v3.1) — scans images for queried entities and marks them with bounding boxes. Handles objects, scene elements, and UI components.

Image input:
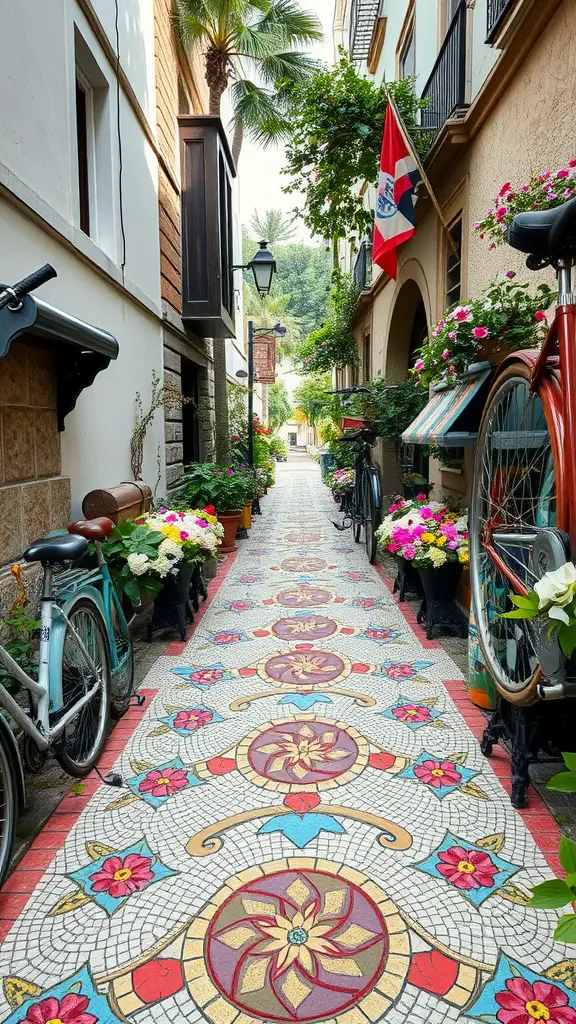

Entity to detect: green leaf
[500,883,532,906]
[548,772,576,792]
[560,838,576,873]
[528,879,573,909]
[555,915,576,944]
[510,593,539,610]
[123,578,140,604]
[563,753,576,772]
[476,833,505,853]
[501,608,538,619]
[559,624,576,658]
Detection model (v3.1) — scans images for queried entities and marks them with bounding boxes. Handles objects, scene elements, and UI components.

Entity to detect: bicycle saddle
[23,533,88,565]
[508,194,576,259]
[69,517,114,541]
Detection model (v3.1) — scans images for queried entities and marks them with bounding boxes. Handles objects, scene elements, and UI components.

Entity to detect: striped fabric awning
[401,369,492,447]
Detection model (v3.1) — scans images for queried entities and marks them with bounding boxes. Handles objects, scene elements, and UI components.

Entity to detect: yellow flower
[422,532,436,543]
[435,535,447,547]
[458,547,469,564]
[160,524,184,544]
[428,547,447,567]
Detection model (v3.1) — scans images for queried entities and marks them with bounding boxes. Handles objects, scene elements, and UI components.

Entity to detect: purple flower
[402,544,417,560]
[505,271,516,279]
[226,469,234,476]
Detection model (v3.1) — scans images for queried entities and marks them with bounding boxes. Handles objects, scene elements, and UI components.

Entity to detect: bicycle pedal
[133,693,146,707]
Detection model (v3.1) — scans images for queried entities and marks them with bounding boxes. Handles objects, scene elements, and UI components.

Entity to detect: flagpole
[386,93,460,261]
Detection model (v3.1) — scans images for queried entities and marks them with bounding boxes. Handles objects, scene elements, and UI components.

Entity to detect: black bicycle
[329,387,383,564]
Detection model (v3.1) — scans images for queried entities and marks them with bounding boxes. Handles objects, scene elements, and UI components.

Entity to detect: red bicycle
[470,194,576,706]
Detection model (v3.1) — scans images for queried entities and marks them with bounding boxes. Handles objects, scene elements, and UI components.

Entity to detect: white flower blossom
[127,553,150,576]
[534,561,576,609]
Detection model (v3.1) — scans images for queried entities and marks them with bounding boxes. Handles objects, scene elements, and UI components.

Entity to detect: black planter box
[417,562,468,641]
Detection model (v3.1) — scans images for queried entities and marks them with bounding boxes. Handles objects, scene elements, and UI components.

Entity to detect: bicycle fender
[367,466,382,514]
[49,587,107,713]
[0,713,26,810]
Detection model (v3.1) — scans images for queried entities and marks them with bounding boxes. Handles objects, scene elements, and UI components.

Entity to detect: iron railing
[420,1,467,133]
[353,241,372,293]
[350,0,380,62]
[486,0,519,41]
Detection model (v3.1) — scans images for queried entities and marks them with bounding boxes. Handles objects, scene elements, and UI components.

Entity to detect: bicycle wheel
[364,468,381,564]
[353,474,363,543]
[470,362,562,705]
[0,737,17,888]
[109,595,134,719]
[55,597,110,776]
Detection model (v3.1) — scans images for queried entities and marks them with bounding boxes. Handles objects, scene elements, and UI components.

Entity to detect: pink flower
[534,310,547,322]
[419,506,433,520]
[520,184,530,192]
[195,518,209,528]
[413,759,462,789]
[387,541,400,553]
[448,331,457,341]
[173,709,213,731]
[448,365,456,372]
[442,349,450,361]
[436,846,499,890]
[190,669,223,684]
[402,544,417,560]
[495,977,576,1024]
[89,853,154,898]
[538,171,551,181]
[451,306,472,322]
[412,524,426,537]
[180,531,189,540]
[472,326,489,339]
[433,512,444,522]
[356,599,375,608]
[392,704,432,723]
[564,189,574,199]
[139,766,189,798]
[498,181,512,196]
[213,632,241,644]
[496,206,507,222]
[417,492,427,502]
[473,222,480,230]
[557,168,570,178]
[385,664,416,679]
[447,539,459,550]
[505,271,516,279]
[414,358,425,371]
[164,514,178,523]
[547,192,558,200]
[23,995,98,1024]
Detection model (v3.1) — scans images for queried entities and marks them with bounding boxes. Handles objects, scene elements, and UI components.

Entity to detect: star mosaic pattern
[0,460,569,1024]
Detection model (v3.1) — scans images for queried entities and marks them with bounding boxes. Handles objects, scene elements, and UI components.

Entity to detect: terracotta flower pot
[219,511,243,552]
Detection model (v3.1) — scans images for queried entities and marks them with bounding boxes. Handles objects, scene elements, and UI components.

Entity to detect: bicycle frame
[0,567,104,752]
[481,260,575,594]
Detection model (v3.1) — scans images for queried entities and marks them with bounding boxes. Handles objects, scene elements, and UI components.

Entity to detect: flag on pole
[372,99,422,280]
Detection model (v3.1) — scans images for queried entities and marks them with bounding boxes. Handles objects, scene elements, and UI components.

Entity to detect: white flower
[548,604,571,625]
[534,561,576,609]
[127,553,150,576]
[428,547,447,567]
[454,516,468,533]
[159,538,183,559]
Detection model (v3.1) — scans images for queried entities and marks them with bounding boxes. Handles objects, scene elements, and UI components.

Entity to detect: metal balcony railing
[420,1,467,133]
[486,0,519,41]
[353,241,372,293]
[350,0,380,62]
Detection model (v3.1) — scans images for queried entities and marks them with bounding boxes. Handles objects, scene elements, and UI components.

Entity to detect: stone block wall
[163,341,215,492]
[0,339,70,569]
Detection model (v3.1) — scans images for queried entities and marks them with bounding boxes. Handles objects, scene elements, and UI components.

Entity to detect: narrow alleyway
[0,455,573,1023]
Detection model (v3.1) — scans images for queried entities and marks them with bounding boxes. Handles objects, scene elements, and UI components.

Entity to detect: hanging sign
[253,335,276,383]
[341,417,367,430]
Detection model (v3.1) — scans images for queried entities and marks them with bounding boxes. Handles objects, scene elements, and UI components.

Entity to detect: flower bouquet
[332,468,354,492]
[414,278,554,390]
[474,161,576,248]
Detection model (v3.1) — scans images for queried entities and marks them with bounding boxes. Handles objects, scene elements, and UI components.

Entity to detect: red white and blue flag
[372,99,421,280]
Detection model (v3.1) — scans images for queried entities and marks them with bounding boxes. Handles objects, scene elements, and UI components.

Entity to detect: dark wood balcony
[421,1,468,134]
[486,0,519,41]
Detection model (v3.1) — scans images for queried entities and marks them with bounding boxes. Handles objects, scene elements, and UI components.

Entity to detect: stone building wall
[0,338,70,574]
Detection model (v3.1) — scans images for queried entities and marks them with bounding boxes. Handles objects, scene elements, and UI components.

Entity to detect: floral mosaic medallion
[280,556,329,574]
[271,615,339,641]
[275,586,335,608]
[201,862,407,1023]
[124,757,204,809]
[236,717,369,791]
[154,706,223,736]
[397,751,484,801]
[259,650,351,689]
[52,840,177,916]
[284,531,325,544]
[412,832,520,907]
[381,696,448,730]
[2,967,121,1024]
[465,953,576,1023]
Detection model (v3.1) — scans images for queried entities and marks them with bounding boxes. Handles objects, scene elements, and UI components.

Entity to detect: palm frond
[230,78,290,143]
[256,51,319,85]
[255,0,323,44]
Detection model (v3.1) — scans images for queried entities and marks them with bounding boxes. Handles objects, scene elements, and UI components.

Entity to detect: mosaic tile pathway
[1,458,574,1024]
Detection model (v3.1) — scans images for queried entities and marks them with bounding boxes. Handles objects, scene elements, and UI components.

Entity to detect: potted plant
[177,465,250,552]
[376,495,433,602]
[474,161,576,249]
[411,510,469,640]
[413,277,555,390]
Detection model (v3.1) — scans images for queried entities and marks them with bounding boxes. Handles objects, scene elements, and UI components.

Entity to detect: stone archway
[385,278,429,379]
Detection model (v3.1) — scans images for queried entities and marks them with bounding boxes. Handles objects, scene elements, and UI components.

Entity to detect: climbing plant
[295,271,359,373]
[130,370,192,481]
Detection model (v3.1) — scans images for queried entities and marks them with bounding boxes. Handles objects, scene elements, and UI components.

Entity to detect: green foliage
[250,208,298,245]
[228,382,248,439]
[243,285,301,359]
[475,163,576,247]
[101,523,165,604]
[0,604,41,694]
[178,465,251,513]
[281,55,430,242]
[268,382,292,430]
[528,754,576,943]
[328,439,356,470]
[243,230,331,337]
[292,372,340,426]
[317,418,340,444]
[357,375,427,458]
[296,271,358,373]
[269,435,288,458]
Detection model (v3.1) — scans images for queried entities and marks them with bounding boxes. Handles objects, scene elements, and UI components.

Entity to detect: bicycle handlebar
[326,387,371,396]
[0,264,57,311]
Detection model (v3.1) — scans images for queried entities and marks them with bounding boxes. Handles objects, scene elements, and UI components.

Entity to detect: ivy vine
[295,271,359,373]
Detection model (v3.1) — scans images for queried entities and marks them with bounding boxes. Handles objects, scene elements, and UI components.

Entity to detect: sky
[237,0,336,243]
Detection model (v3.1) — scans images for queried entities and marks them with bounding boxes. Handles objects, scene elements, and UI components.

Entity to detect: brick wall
[0,339,70,568]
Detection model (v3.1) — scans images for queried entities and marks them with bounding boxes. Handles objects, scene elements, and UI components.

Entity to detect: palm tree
[250,208,298,246]
[174,0,323,163]
[243,285,301,362]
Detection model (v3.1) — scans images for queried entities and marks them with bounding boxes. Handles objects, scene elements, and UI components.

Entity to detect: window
[181,357,201,464]
[74,30,113,255]
[445,217,463,307]
[399,14,415,79]
[75,79,90,235]
[363,332,371,381]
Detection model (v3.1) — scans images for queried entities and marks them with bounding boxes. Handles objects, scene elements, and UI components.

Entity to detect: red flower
[534,310,547,322]
[366,628,394,641]
[436,845,499,890]
[203,505,216,515]
[24,995,98,1024]
[173,709,213,731]
[89,853,154,898]
[392,704,432,723]
[190,669,222,685]
[213,633,241,644]
[414,759,462,788]
[385,663,416,679]
[495,977,576,1024]
[498,181,512,196]
[138,767,188,798]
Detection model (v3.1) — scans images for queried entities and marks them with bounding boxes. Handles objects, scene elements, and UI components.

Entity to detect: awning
[401,368,492,447]
[0,290,118,429]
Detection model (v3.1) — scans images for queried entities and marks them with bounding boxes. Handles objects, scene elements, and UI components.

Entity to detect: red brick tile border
[164,549,239,656]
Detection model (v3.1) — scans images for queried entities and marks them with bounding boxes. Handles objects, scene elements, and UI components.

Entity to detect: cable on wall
[114,0,127,283]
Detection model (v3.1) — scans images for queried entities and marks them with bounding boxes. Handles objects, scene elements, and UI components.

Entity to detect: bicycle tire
[0,736,17,889]
[470,361,562,706]
[353,467,364,542]
[54,596,110,776]
[109,595,135,720]
[364,468,381,564]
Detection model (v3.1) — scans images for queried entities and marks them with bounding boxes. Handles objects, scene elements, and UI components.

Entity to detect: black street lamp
[233,240,276,297]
